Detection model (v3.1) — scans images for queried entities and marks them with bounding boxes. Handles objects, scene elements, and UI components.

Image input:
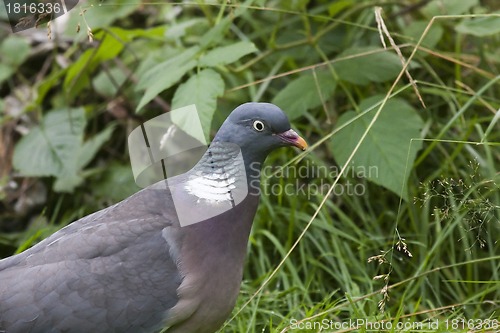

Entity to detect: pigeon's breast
[163,194,259,332]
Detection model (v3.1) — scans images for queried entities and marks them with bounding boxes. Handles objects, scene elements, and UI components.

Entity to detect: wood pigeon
[0,102,307,333]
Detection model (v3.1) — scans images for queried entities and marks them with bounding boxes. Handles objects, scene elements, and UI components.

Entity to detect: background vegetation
[1,0,499,332]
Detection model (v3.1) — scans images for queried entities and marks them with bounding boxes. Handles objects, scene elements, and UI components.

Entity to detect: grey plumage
[0,102,307,333]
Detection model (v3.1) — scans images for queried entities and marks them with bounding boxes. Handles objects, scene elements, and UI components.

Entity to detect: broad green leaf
[0,36,30,84]
[403,21,444,50]
[456,14,500,37]
[63,0,142,38]
[272,70,336,120]
[136,47,199,112]
[36,68,67,105]
[330,96,424,200]
[64,29,129,95]
[333,47,402,85]
[14,108,86,177]
[78,125,116,169]
[121,26,167,39]
[82,0,141,29]
[199,42,258,67]
[134,47,184,80]
[0,36,30,67]
[421,0,478,17]
[166,19,205,40]
[0,63,13,85]
[328,0,354,17]
[93,67,128,97]
[13,108,114,192]
[53,167,86,193]
[199,17,232,49]
[171,69,225,141]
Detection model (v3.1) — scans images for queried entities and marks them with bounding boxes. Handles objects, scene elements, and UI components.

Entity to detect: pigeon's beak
[276,129,308,151]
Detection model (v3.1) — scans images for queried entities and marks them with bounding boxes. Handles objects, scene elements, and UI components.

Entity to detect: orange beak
[277,129,308,151]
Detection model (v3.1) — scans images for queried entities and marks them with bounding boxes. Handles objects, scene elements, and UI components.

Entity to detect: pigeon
[0,102,307,333]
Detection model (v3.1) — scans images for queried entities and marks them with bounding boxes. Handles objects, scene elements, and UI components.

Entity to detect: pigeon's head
[213,103,307,163]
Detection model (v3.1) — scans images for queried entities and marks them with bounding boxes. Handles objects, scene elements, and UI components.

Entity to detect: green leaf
[328,0,354,17]
[122,26,167,39]
[0,36,30,67]
[13,108,114,192]
[165,18,205,40]
[0,63,13,85]
[93,67,128,97]
[36,68,67,105]
[0,36,30,84]
[171,69,225,141]
[64,29,130,96]
[78,125,116,169]
[403,21,444,50]
[63,0,142,38]
[13,108,86,177]
[200,41,258,67]
[84,0,141,28]
[456,14,500,37]
[134,47,183,79]
[330,96,424,200]
[199,18,232,49]
[272,70,336,120]
[333,47,402,85]
[421,0,478,17]
[136,47,199,112]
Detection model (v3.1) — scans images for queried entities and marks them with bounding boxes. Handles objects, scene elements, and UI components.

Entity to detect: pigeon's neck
[185,142,263,203]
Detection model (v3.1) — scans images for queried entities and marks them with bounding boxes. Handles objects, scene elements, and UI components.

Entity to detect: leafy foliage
[0,36,30,84]
[334,47,404,85]
[455,13,500,37]
[136,46,200,111]
[12,108,114,192]
[172,69,225,141]
[330,96,423,200]
[272,70,336,120]
[199,41,258,67]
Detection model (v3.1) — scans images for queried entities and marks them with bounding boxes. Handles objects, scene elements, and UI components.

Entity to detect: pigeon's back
[0,183,182,333]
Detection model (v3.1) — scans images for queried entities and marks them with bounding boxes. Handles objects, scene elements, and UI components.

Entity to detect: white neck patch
[184,145,249,206]
[185,172,237,203]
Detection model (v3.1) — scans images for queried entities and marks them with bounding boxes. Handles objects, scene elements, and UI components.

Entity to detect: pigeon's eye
[253,120,265,132]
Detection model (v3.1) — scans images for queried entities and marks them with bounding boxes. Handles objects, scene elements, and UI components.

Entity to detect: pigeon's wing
[0,183,183,333]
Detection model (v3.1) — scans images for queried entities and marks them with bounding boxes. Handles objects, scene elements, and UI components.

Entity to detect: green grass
[227,144,499,332]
